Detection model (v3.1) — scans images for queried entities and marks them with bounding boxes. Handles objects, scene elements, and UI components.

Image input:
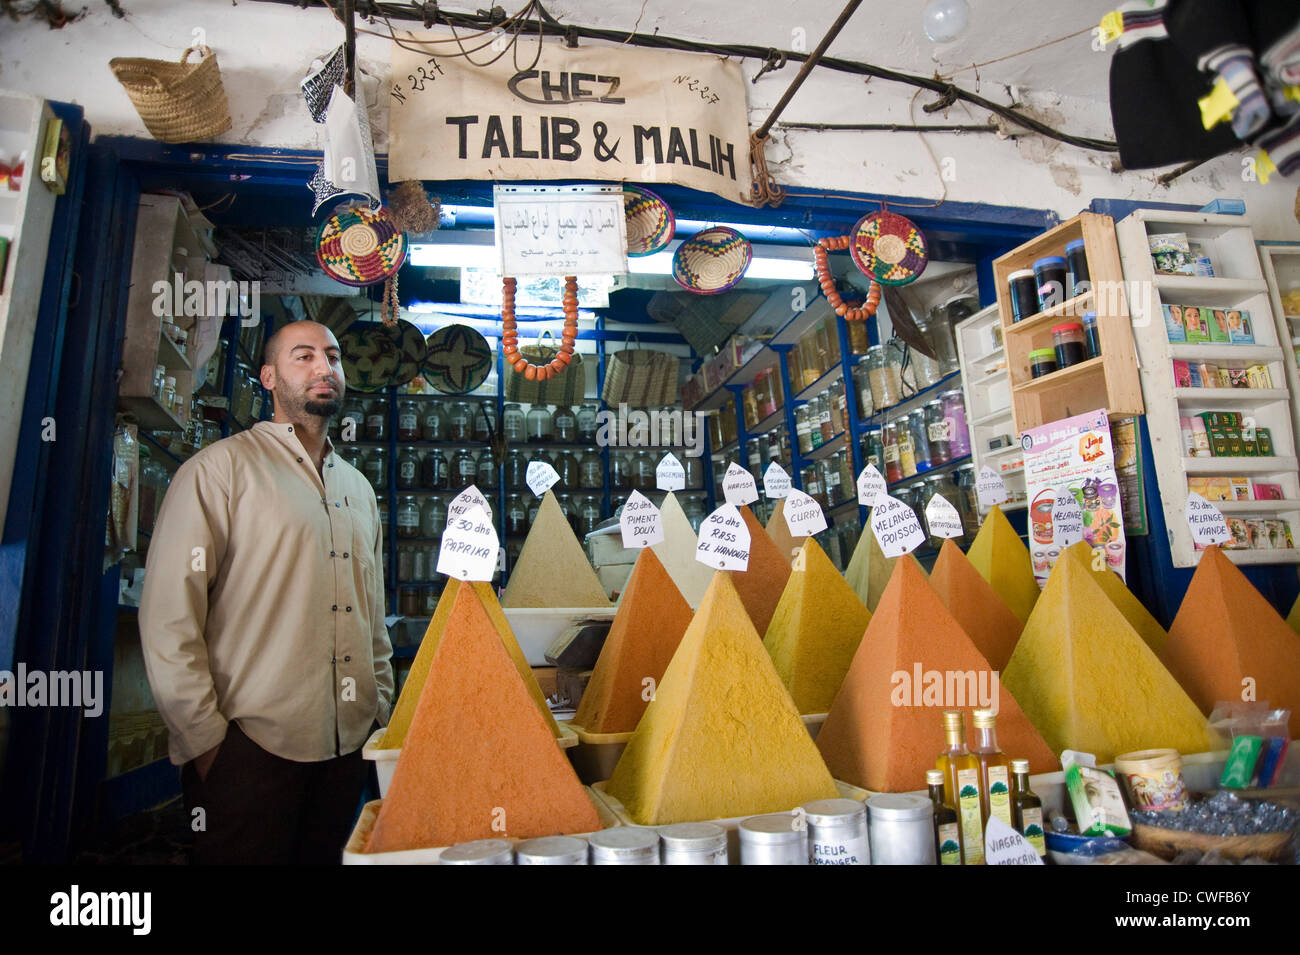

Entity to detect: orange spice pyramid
[729,505,793,635]
[817,556,1058,793]
[366,584,599,852]
[651,491,714,608]
[765,498,808,565]
[1004,554,1215,764]
[605,571,838,824]
[572,548,694,734]
[502,490,611,608]
[379,578,559,748]
[843,512,898,612]
[1062,540,1167,654]
[1161,544,1300,738]
[928,539,1023,672]
[764,538,871,714]
[966,505,1039,624]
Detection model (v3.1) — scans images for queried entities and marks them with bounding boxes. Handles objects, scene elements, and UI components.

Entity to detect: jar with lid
[815,319,834,374]
[839,449,854,498]
[503,403,526,442]
[452,448,478,488]
[802,465,826,509]
[931,297,970,375]
[411,544,428,583]
[795,405,813,455]
[422,586,441,616]
[846,319,870,356]
[203,420,222,449]
[447,401,473,441]
[579,495,603,536]
[746,438,762,476]
[683,496,706,532]
[420,496,446,539]
[505,449,528,488]
[829,380,847,435]
[396,447,420,490]
[399,586,421,617]
[553,449,580,487]
[1051,322,1086,369]
[823,456,843,507]
[472,401,492,442]
[339,445,363,471]
[421,448,449,490]
[579,450,604,488]
[907,482,930,538]
[817,394,834,444]
[610,451,631,490]
[397,495,421,539]
[577,402,600,442]
[339,397,365,439]
[161,376,178,418]
[882,422,902,484]
[152,364,166,402]
[397,400,421,441]
[909,410,932,472]
[363,448,386,490]
[526,405,553,442]
[954,465,980,540]
[924,400,951,466]
[862,427,884,472]
[552,406,578,443]
[798,332,822,386]
[421,401,446,441]
[787,346,805,395]
[742,387,760,430]
[505,493,528,535]
[365,400,387,441]
[249,381,265,422]
[684,453,704,489]
[528,496,542,526]
[852,363,873,419]
[137,448,164,536]
[908,320,944,390]
[632,450,655,489]
[477,450,499,489]
[865,345,903,410]
[896,420,917,479]
[940,390,971,459]
[376,496,389,526]
[397,544,415,581]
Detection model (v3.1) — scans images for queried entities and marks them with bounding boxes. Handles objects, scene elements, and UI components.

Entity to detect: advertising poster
[1021,408,1126,586]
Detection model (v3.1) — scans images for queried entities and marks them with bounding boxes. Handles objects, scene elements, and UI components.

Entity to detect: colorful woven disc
[316,205,407,287]
[849,211,929,286]
[624,185,675,257]
[672,226,752,295]
[423,324,494,394]
[338,320,401,392]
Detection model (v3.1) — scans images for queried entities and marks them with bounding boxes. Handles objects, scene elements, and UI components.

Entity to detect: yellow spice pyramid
[844,512,898,612]
[1003,555,1215,764]
[502,490,611,608]
[650,491,714,608]
[1063,540,1167,654]
[606,570,839,824]
[765,498,808,565]
[967,505,1039,624]
[1287,591,1300,636]
[380,579,560,748]
[764,538,872,714]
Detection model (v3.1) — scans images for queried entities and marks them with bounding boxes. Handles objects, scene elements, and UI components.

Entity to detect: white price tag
[984,817,1045,866]
[619,490,664,549]
[870,495,927,558]
[695,502,752,571]
[656,452,686,491]
[763,462,792,499]
[783,489,827,536]
[1051,489,1085,548]
[857,464,888,507]
[722,462,759,506]
[976,466,1010,508]
[436,504,500,582]
[925,494,964,539]
[447,485,493,527]
[526,459,561,497]
[1186,492,1231,546]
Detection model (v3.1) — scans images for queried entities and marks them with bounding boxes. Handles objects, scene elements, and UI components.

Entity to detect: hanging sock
[1213,54,1271,139]
[1254,114,1300,182]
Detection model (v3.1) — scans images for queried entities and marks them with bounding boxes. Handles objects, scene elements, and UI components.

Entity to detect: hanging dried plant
[387,180,440,235]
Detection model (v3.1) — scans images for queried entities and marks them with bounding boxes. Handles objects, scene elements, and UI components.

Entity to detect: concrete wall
[1,0,1297,238]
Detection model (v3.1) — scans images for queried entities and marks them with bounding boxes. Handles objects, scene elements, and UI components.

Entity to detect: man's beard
[304,396,341,417]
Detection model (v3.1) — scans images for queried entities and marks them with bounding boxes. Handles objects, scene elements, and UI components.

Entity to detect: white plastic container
[503,607,619,666]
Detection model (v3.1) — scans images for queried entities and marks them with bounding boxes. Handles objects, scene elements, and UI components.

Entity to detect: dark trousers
[180,721,367,865]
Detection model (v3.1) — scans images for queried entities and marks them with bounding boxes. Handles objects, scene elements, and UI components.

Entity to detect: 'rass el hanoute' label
[957,768,984,865]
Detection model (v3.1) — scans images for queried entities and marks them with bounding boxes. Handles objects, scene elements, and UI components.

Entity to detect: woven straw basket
[110,46,232,144]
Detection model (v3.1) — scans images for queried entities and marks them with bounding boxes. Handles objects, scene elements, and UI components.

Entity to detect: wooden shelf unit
[993,212,1145,433]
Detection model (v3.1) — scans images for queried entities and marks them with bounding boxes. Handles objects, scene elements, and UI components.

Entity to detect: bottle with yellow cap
[926,769,962,866]
[935,710,983,865]
[971,708,1014,828]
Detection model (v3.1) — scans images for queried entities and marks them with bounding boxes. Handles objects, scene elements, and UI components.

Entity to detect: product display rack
[1259,241,1300,456]
[955,302,1027,515]
[1116,209,1300,567]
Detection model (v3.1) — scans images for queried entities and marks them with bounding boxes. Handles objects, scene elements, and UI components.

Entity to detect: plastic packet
[1209,701,1292,788]
[1062,749,1131,836]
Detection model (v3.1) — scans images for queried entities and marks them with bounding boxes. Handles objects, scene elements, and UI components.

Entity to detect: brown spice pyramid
[729,505,792,635]
[765,498,808,564]
[366,584,599,852]
[572,548,694,734]
[843,511,898,612]
[1004,554,1215,764]
[764,538,872,714]
[1162,545,1300,738]
[817,555,1058,793]
[605,571,838,824]
[928,539,1023,672]
[1062,540,1167,654]
[379,579,559,749]
[650,491,713,608]
[966,505,1039,624]
[502,490,611,608]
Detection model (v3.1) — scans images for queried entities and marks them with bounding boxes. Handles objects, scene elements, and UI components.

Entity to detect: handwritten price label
[984,817,1045,866]
[722,461,759,506]
[620,490,664,549]
[870,495,927,558]
[925,494,964,539]
[656,452,686,491]
[447,485,493,527]
[1051,489,1085,548]
[1186,492,1231,546]
[436,504,499,582]
[763,462,792,499]
[783,489,827,536]
[857,464,888,507]
[976,466,1010,508]
[526,459,561,497]
[695,503,751,571]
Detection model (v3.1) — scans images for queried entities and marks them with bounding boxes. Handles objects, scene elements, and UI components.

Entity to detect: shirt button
[330,550,336,557]
[288,426,293,432]
[331,604,338,611]
[343,552,349,558]
[335,502,341,508]
[297,456,303,463]
[331,656,336,664]
[344,655,352,663]
[345,606,352,613]
[329,462,334,467]
[321,497,327,504]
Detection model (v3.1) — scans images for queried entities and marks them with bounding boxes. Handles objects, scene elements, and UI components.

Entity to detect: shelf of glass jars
[854,369,963,433]
[884,452,973,491]
[828,498,864,521]
[800,431,847,463]
[792,363,846,405]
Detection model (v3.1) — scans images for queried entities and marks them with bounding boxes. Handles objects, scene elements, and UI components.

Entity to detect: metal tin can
[867,794,936,865]
[587,827,661,865]
[514,835,589,865]
[659,822,728,865]
[439,838,514,865]
[739,813,809,865]
[803,798,871,865]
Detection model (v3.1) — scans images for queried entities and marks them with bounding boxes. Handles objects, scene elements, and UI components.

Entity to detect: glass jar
[924,400,951,466]
[1028,348,1058,379]
[830,380,847,435]
[505,449,529,488]
[742,387,760,431]
[926,473,964,548]
[862,427,884,472]
[528,497,542,526]
[683,496,706,532]
[421,448,448,490]
[399,587,421,617]
[506,494,528,535]
[577,402,600,442]
[411,544,428,582]
[396,446,420,490]
[203,420,222,449]
[472,400,492,442]
[552,406,578,443]
[453,448,478,488]
[897,420,917,479]
[554,449,579,487]
[422,586,440,615]
[633,450,655,489]
[882,422,902,484]
[503,403,526,442]
[579,495,603,536]
[376,496,388,526]
[421,401,446,442]
[477,450,498,489]
[365,400,387,441]
[853,363,873,420]
[865,345,903,410]
[397,544,415,581]
[846,319,870,356]
[363,449,386,490]
[249,381,265,422]
[578,450,604,488]
[802,464,826,509]
[798,332,822,386]
[795,405,813,455]
[909,410,932,472]
[340,397,366,440]
[817,394,833,443]
[815,320,834,375]
[610,452,631,490]
[907,482,930,538]
[447,401,473,441]
[746,438,763,476]
[684,453,704,489]
[787,345,805,395]
[940,390,971,459]
[955,464,980,540]
[397,400,421,441]
[526,405,553,442]
[420,496,446,539]
[823,455,843,507]
[397,495,421,539]
[1051,322,1087,369]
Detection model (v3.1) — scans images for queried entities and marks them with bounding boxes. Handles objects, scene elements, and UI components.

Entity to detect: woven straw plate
[624,185,675,257]
[339,321,405,392]
[849,211,929,286]
[672,226,752,295]
[316,205,407,287]
[423,324,494,394]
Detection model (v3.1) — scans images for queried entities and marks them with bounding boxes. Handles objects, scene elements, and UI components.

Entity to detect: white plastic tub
[502,607,619,666]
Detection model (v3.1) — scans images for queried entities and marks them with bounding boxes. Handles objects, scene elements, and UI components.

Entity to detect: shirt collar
[253,420,337,462]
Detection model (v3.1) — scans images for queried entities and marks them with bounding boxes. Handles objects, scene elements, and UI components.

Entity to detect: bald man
[140,320,393,864]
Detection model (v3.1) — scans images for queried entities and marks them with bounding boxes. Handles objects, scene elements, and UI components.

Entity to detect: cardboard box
[1207,308,1231,343]
[1247,364,1272,389]
[1229,477,1253,501]
[1163,304,1187,343]
[1199,411,1241,429]
[1183,306,1211,343]
[1208,428,1230,457]
[1150,232,1196,275]
[1256,427,1273,456]
[1253,482,1283,500]
[1228,309,1254,344]
[1173,360,1193,388]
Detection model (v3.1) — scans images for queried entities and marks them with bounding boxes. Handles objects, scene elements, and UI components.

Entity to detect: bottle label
[399,462,416,481]
[956,767,984,865]
[928,421,951,442]
[884,445,899,463]
[397,511,420,528]
[937,822,961,866]
[399,413,418,431]
[987,766,1013,826]
[1020,807,1046,857]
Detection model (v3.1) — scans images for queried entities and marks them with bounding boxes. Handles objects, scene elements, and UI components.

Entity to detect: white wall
[1,0,1297,239]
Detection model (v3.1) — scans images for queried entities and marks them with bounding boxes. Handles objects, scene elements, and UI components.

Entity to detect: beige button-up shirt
[140,421,393,765]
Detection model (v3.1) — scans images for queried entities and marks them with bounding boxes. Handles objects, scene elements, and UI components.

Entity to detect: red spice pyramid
[817,556,1058,793]
[572,548,694,734]
[1162,545,1300,738]
[365,584,599,852]
[729,505,793,635]
[928,539,1023,671]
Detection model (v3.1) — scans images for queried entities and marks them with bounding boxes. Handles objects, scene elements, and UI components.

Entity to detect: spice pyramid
[650,491,713,608]
[765,498,808,565]
[605,570,838,824]
[1161,545,1300,738]
[928,539,1023,671]
[763,538,872,714]
[729,505,793,635]
[1062,540,1166,654]
[572,548,694,734]
[817,556,1057,793]
[1286,591,1300,636]
[502,490,611,608]
[843,512,898,612]
[1003,555,1215,764]
[966,505,1039,624]
[366,584,600,852]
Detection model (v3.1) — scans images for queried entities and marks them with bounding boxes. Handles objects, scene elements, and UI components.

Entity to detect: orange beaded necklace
[814,235,882,321]
[500,275,579,381]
